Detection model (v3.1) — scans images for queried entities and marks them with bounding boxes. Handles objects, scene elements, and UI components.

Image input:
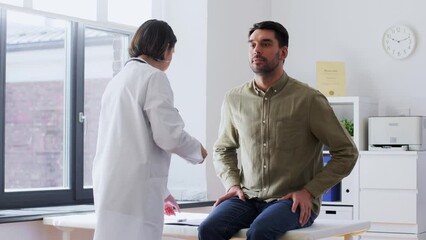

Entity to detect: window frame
[76,23,133,200]
[0,8,8,205]
[0,7,133,209]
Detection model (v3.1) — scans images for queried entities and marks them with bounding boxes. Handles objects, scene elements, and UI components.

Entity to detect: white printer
[368,116,426,151]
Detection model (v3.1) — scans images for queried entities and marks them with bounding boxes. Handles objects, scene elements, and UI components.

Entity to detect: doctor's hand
[201,145,208,161]
[279,188,313,227]
[164,194,180,216]
[213,185,245,207]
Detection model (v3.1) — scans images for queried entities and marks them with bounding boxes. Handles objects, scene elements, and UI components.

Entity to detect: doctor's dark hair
[128,19,177,60]
[249,21,289,48]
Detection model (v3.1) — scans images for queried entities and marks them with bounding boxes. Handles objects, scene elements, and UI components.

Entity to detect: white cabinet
[361,232,426,240]
[319,205,353,220]
[359,151,426,239]
[320,97,378,220]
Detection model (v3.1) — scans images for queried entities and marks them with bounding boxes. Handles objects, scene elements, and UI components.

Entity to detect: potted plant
[340,118,354,136]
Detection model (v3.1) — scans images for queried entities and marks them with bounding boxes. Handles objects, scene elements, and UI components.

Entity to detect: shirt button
[263,188,267,191]
[264,97,268,101]
[263,165,266,168]
[262,120,266,124]
[263,143,266,147]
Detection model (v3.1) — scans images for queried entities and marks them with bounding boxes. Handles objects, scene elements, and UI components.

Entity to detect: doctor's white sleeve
[144,72,203,164]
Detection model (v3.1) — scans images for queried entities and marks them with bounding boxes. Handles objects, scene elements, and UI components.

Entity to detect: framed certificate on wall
[316,61,346,96]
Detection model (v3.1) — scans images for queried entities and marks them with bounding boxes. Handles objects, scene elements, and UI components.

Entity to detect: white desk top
[44,212,370,240]
[43,213,97,230]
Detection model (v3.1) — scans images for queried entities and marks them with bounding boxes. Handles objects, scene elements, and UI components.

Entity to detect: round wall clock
[382,25,416,59]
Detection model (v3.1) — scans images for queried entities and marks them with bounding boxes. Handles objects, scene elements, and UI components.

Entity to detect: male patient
[198,21,358,240]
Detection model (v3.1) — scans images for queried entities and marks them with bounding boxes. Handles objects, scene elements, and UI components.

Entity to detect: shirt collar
[252,72,289,96]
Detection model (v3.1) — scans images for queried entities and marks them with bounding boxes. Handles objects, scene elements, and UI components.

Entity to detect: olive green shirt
[213,72,358,215]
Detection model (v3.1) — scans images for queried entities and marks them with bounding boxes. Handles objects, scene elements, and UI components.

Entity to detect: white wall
[161,0,209,200]
[0,219,94,240]
[0,221,91,240]
[0,221,49,240]
[272,0,426,116]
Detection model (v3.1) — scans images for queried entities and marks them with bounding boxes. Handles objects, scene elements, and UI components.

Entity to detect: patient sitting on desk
[197,20,358,240]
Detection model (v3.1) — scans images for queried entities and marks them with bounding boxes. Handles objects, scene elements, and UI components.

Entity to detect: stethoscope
[125,58,146,65]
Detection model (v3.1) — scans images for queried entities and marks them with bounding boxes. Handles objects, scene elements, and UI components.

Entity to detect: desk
[43,212,370,240]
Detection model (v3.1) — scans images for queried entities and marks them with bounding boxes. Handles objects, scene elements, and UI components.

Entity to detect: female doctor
[92,19,208,240]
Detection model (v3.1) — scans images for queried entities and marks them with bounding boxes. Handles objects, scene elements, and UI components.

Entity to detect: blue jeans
[198,197,317,240]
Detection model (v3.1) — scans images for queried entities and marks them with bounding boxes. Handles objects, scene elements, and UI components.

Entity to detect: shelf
[318,96,378,221]
[327,96,378,151]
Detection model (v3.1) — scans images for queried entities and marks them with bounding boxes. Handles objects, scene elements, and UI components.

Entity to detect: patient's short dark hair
[249,21,289,48]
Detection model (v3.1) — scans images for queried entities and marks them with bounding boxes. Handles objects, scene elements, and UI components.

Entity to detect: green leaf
[340,118,354,136]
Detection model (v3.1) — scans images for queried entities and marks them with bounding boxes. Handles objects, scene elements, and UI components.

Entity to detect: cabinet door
[360,189,417,224]
[319,205,353,220]
[360,154,417,189]
[361,232,421,239]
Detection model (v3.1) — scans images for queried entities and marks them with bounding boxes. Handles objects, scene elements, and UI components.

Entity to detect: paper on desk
[164,212,208,226]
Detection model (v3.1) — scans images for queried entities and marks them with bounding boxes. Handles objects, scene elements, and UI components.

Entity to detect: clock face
[383,25,416,59]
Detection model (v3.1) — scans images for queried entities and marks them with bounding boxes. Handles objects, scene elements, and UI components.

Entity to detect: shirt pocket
[275,119,304,150]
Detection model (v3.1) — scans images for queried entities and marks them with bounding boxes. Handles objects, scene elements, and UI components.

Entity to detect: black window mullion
[0,8,6,198]
[0,190,75,209]
[74,23,93,200]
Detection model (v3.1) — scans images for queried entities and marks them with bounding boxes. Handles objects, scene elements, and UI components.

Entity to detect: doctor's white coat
[92,59,203,240]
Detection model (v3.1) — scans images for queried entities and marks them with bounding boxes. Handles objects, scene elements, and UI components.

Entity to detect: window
[0,8,131,208]
[0,0,22,6]
[4,11,69,192]
[0,3,208,209]
[1,0,154,27]
[33,0,97,20]
[108,0,152,26]
[82,27,129,188]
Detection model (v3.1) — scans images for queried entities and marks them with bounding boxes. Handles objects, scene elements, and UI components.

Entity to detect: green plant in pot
[340,118,354,136]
